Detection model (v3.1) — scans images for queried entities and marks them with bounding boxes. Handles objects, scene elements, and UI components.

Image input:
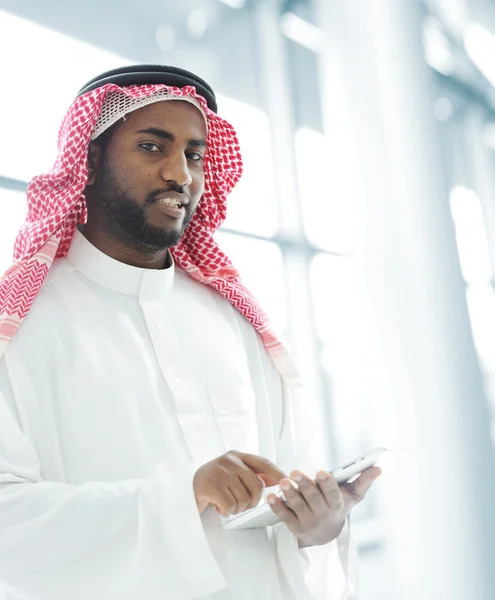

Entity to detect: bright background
[1,1,495,598]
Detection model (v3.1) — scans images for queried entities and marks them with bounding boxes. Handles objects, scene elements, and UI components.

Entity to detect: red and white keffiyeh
[0,83,300,384]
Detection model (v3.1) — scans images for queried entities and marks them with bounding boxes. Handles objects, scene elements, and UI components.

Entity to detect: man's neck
[79,224,170,270]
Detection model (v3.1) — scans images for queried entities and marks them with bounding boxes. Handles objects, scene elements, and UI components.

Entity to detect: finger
[291,470,330,519]
[267,493,298,525]
[257,474,270,487]
[316,471,343,508]
[343,466,382,501]
[280,478,313,520]
[196,497,210,513]
[237,469,265,510]
[228,478,254,514]
[215,487,239,516]
[238,452,288,486]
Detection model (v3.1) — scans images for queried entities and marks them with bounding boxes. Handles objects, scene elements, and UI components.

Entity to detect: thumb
[345,466,382,500]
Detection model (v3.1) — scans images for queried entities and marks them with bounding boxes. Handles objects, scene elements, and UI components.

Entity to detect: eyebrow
[136,127,207,148]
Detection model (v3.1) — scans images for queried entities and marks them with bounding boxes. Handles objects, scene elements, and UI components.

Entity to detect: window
[450,185,492,285]
[450,185,495,438]
[295,127,356,254]
[0,9,131,182]
[310,253,375,458]
[217,95,279,238]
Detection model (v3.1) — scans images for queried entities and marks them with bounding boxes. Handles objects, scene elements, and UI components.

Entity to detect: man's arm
[0,378,226,600]
[255,337,367,599]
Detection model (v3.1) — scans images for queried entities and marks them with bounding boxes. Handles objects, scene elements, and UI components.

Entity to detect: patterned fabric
[0,83,300,384]
[92,89,207,141]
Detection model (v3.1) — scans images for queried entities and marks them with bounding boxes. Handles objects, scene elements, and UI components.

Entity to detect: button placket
[139,298,222,462]
[140,299,188,385]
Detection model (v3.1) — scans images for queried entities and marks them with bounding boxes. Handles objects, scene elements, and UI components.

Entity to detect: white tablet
[221,447,386,531]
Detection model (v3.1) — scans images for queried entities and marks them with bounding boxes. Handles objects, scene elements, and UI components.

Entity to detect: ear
[86,141,102,186]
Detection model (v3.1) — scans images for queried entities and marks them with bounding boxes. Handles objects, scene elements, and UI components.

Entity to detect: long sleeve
[257,339,360,599]
[0,375,226,600]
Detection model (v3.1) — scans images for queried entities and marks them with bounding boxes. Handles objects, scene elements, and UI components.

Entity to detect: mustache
[147,183,189,204]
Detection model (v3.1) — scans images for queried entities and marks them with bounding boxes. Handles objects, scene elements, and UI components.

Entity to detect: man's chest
[20,276,262,483]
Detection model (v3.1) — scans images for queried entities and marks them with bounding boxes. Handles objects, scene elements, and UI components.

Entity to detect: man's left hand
[267,467,381,547]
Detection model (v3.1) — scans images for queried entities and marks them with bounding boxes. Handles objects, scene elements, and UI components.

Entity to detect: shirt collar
[66,228,175,300]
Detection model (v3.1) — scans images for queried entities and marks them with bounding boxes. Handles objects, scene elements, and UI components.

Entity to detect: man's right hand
[193,450,287,516]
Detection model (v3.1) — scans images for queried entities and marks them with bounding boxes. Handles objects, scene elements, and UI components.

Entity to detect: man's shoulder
[175,268,268,351]
[20,258,77,321]
[4,258,76,354]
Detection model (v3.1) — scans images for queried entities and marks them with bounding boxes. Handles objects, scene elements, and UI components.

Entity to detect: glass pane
[295,127,356,253]
[0,10,130,182]
[214,231,287,334]
[0,188,27,273]
[465,284,495,447]
[310,253,375,456]
[310,253,377,522]
[218,96,278,238]
[466,284,495,373]
[450,186,492,284]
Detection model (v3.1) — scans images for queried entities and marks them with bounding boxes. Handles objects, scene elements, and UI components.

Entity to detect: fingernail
[280,481,291,491]
[317,471,329,481]
[267,495,277,505]
[291,472,303,482]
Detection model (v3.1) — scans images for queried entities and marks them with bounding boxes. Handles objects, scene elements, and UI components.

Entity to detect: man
[0,65,379,600]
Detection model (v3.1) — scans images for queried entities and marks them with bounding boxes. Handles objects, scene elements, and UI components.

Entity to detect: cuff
[273,523,314,600]
[274,518,359,600]
[336,517,359,600]
[137,462,227,599]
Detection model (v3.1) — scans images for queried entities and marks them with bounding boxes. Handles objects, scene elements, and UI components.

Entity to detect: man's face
[86,100,207,251]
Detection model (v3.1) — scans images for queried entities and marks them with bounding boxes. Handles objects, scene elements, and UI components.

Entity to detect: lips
[154,201,186,219]
[154,192,189,209]
[153,193,188,220]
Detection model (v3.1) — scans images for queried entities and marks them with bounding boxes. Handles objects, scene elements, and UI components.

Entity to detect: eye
[186,151,204,162]
[139,143,162,152]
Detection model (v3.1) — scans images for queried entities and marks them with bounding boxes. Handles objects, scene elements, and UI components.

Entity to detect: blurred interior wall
[315,0,495,598]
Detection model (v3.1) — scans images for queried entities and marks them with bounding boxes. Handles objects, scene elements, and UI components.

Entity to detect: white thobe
[0,229,357,600]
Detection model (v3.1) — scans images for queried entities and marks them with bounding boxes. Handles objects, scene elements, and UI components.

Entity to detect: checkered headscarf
[0,83,300,384]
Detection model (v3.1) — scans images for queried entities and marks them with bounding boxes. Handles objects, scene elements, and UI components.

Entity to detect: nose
[160,151,192,187]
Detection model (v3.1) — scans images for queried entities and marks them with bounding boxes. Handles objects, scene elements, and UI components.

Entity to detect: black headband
[77,64,218,113]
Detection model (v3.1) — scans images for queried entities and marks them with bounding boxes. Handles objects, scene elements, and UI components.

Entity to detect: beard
[90,155,195,253]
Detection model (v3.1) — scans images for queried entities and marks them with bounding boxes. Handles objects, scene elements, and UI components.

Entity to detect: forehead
[118,100,207,138]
